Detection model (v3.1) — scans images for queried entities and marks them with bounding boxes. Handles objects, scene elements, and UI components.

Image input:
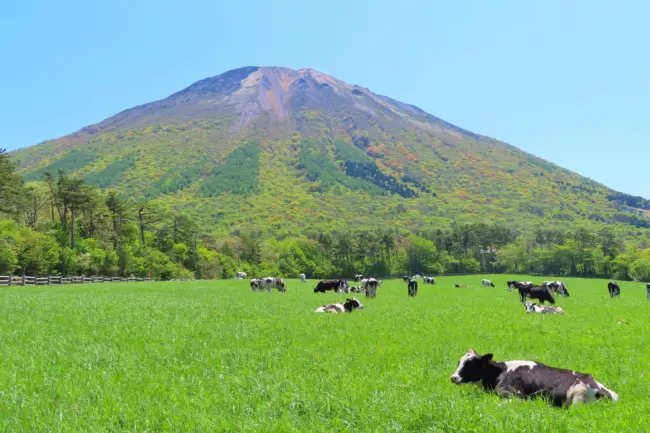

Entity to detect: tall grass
[0,275,647,432]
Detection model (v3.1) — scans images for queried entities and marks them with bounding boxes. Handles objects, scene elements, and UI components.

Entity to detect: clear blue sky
[2,0,648,196]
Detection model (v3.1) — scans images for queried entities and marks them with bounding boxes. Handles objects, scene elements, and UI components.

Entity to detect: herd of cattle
[234,272,650,407]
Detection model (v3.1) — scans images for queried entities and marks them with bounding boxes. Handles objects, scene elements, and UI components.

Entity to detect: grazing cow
[315,297,364,313]
[364,278,379,298]
[507,280,532,293]
[517,284,555,305]
[543,281,570,297]
[481,279,495,288]
[261,277,285,293]
[408,279,418,297]
[236,271,247,279]
[250,278,263,291]
[525,302,565,315]
[314,280,347,293]
[354,274,364,282]
[450,349,618,407]
[403,276,411,283]
[423,276,435,284]
[300,273,306,283]
[608,281,620,298]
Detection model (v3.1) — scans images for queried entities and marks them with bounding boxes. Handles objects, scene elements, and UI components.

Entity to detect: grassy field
[0,275,648,432]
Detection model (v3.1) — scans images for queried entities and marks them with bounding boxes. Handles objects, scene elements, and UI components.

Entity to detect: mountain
[11,66,650,237]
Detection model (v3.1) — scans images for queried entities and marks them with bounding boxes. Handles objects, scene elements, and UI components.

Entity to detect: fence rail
[0,275,153,287]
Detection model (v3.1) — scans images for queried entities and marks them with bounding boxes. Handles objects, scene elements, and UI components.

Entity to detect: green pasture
[0,275,648,432]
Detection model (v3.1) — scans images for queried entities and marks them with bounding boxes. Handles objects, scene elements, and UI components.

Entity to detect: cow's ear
[482,353,493,361]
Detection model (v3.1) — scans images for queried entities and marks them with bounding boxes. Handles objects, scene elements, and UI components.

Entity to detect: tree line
[3,148,650,281]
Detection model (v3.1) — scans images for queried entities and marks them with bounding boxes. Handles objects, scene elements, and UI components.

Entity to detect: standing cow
[408,279,418,297]
[236,272,247,280]
[250,278,264,291]
[314,280,347,293]
[364,278,379,298]
[543,281,570,297]
[647,283,650,300]
[354,274,364,282]
[423,276,435,284]
[516,283,555,305]
[481,279,495,288]
[300,273,306,283]
[261,277,285,293]
[608,281,620,298]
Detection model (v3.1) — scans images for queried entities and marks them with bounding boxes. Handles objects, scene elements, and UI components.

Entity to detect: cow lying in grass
[525,302,565,315]
[450,349,618,407]
[314,298,364,313]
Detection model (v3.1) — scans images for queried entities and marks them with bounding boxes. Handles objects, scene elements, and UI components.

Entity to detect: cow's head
[524,302,538,313]
[450,349,493,384]
[344,297,364,312]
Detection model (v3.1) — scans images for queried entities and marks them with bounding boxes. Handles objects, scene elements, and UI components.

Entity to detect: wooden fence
[0,275,153,287]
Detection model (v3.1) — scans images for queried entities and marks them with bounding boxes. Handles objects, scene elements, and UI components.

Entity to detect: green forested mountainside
[10,66,650,243]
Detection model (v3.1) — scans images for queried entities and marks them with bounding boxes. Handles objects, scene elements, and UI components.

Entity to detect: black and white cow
[300,273,306,283]
[608,281,620,298]
[364,278,379,298]
[315,297,364,313]
[423,276,435,284]
[543,281,570,297]
[403,276,411,283]
[261,277,285,293]
[481,279,495,288]
[408,279,418,297]
[450,349,618,407]
[518,285,555,305]
[354,274,364,282]
[250,278,263,291]
[507,280,532,293]
[525,302,565,315]
[314,280,347,293]
[350,285,365,293]
[647,283,650,299]
[236,271,247,280]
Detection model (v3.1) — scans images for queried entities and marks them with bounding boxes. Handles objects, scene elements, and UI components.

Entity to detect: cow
[261,277,285,293]
[543,281,570,297]
[315,297,364,313]
[403,276,411,283]
[423,276,435,284]
[336,281,351,294]
[250,278,263,291]
[518,284,555,305]
[364,278,379,298]
[236,271,247,280]
[647,283,650,300]
[314,280,347,293]
[455,284,470,288]
[450,349,618,407]
[608,281,620,298]
[525,302,565,315]
[507,280,532,293]
[300,273,306,283]
[481,279,495,288]
[408,279,418,297]
[350,285,365,293]
[354,274,364,282]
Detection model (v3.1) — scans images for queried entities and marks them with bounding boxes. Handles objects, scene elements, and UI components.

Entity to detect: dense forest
[3,146,650,282]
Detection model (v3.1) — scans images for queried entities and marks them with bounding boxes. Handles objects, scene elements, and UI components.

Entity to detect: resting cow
[608,281,620,298]
[450,349,618,407]
[408,279,418,297]
[315,298,364,313]
[525,302,565,315]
